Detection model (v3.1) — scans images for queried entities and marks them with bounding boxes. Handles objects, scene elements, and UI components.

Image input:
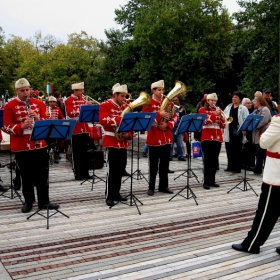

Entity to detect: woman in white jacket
[223,91,249,173]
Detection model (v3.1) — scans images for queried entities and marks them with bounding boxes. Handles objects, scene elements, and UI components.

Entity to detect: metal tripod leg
[27,204,69,229]
[227,168,258,197]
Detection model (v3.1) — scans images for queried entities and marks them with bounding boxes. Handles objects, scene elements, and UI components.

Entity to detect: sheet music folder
[79,105,99,123]
[117,112,157,133]
[238,114,264,132]
[175,114,207,135]
[30,120,76,141]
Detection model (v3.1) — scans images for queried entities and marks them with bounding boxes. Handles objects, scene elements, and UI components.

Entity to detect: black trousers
[71,133,89,178]
[225,132,243,171]
[242,183,280,251]
[106,148,127,200]
[15,148,49,207]
[148,144,171,190]
[201,141,221,185]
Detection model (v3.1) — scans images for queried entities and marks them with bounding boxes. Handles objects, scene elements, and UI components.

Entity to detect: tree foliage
[114,0,234,103]
[233,0,280,99]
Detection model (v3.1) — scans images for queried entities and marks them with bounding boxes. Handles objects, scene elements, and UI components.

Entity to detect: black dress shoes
[203,184,210,190]
[106,199,115,206]
[178,157,186,161]
[75,175,84,180]
[159,188,173,194]
[85,174,93,179]
[212,183,220,188]
[276,247,280,255]
[122,170,131,177]
[0,185,8,192]
[147,189,154,196]
[39,202,60,210]
[168,169,174,173]
[22,203,33,213]
[142,152,147,157]
[232,243,260,254]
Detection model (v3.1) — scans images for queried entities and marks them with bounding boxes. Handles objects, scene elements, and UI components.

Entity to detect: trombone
[214,105,233,123]
[83,95,100,105]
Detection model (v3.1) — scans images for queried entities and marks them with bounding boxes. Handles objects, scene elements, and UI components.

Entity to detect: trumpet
[213,105,233,123]
[83,95,100,105]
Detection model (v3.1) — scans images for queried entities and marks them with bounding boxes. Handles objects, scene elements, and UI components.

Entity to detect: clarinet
[26,97,40,146]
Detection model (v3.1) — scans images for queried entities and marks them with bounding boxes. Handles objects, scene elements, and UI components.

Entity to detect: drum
[87,149,104,170]
[89,126,102,141]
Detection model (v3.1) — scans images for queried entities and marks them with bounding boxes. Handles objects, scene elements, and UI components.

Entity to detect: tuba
[160,81,187,122]
[115,91,151,140]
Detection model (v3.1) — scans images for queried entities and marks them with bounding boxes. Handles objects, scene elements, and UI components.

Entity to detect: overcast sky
[0,0,242,43]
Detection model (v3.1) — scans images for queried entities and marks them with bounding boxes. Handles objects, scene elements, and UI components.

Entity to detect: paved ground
[0,134,279,280]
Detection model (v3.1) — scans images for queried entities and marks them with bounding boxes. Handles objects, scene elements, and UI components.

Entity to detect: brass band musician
[99,84,132,207]
[3,78,59,213]
[198,93,226,190]
[65,82,92,180]
[142,80,177,196]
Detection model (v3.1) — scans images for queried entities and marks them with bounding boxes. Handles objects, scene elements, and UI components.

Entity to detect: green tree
[234,0,280,99]
[113,0,234,104]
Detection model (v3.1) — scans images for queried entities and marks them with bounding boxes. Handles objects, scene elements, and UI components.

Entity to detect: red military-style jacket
[3,97,48,151]
[198,107,226,142]
[65,94,90,135]
[47,106,65,120]
[99,98,131,149]
[142,95,177,146]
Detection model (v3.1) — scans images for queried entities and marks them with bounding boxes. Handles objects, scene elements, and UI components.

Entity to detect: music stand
[227,114,264,196]
[0,109,24,204]
[111,112,156,215]
[78,105,106,186]
[170,114,206,205]
[27,119,76,229]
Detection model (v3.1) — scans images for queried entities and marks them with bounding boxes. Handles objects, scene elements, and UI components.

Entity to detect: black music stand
[227,114,264,196]
[170,114,206,205]
[0,109,24,204]
[110,112,156,215]
[78,105,106,186]
[27,119,76,229]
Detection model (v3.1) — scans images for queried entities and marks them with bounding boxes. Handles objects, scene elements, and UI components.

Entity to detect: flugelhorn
[213,105,233,123]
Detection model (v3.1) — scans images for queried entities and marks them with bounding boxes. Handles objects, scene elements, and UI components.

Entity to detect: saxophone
[160,81,187,123]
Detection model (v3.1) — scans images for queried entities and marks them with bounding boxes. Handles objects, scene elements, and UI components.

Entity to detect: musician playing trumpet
[99,84,132,207]
[142,80,178,196]
[3,78,59,213]
[199,93,226,190]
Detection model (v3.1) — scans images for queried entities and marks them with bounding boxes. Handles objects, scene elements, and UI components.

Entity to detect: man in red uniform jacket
[142,80,178,196]
[65,82,92,180]
[99,84,132,206]
[3,78,59,213]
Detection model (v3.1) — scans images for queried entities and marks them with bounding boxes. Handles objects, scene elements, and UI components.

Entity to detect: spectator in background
[263,89,277,115]
[249,96,271,175]
[223,91,249,173]
[169,96,186,162]
[241,98,255,170]
[54,92,66,117]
